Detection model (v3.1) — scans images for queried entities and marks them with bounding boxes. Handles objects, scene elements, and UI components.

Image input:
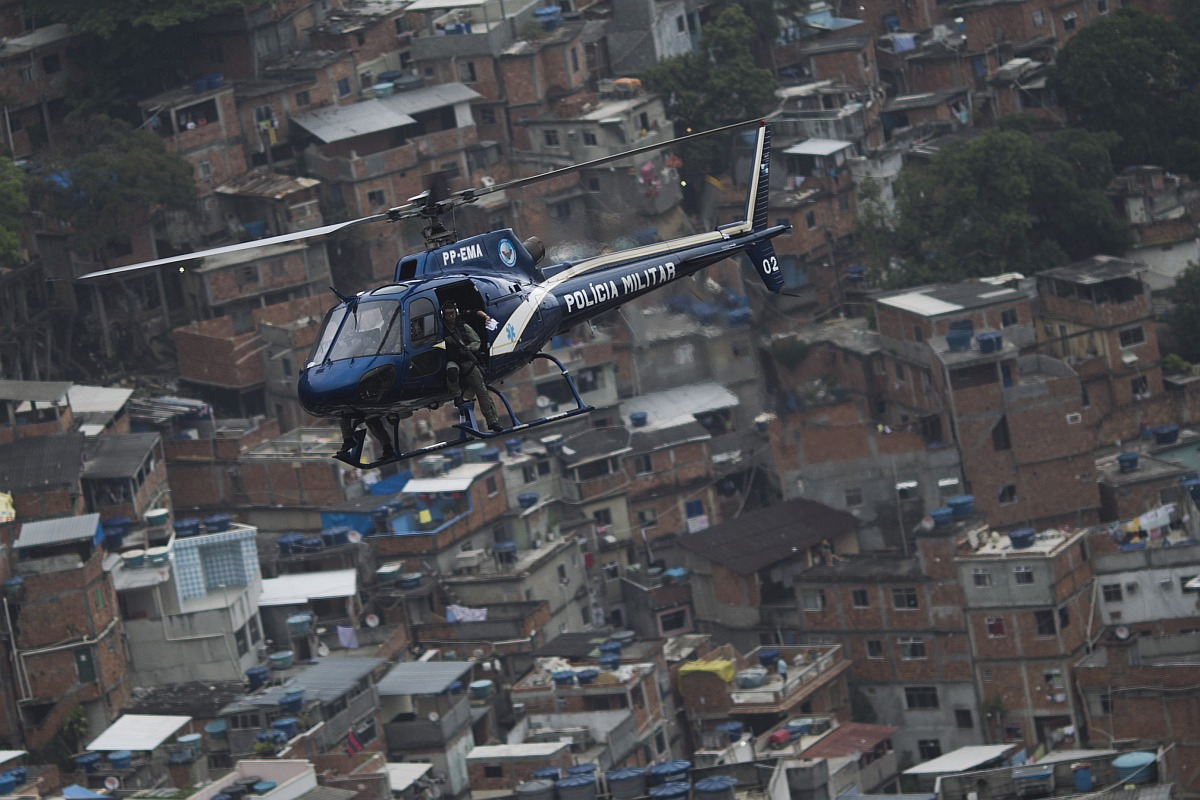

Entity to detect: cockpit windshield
[307,300,402,366]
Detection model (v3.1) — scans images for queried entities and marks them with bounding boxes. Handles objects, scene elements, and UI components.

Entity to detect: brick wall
[174,317,265,388]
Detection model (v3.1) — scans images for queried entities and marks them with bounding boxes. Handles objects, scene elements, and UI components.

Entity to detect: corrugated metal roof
[86,714,191,751]
[377,660,473,696]
[260,569,357,606]
[619,382,738,433]
[382,83,481,115]
[904,744,1016,774]
[782,138,853,157]
[67,386,134,414]
[0,379,72,403]
[0,432,84,491]
[82,433,160,479]
[290,100,417,143]
[298,787,358,800]
[387,763,433,793]
[16,513,101,550]
[250,657,384,706]
[402,461,495,494]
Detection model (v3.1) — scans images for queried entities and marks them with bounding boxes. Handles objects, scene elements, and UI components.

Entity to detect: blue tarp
[369,470,411,495]
[63,786,108,799]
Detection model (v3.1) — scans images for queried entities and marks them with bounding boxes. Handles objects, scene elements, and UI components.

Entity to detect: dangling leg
[338,417,358,456]
[465,367,502,432]
[446,361,463,403]
[365,417,397,460]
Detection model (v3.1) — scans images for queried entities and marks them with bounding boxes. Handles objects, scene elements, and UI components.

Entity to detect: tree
[1050,8,1200,172]
[641,6,778,181]
[866,126,1131,287]
[28,0,251,38]
[29,115,195,260]
[0,156,28,268]
[1168,262,1200,362]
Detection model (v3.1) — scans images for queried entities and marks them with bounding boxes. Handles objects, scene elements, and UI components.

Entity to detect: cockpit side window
[408,297,437,348]
[308,306,348,367]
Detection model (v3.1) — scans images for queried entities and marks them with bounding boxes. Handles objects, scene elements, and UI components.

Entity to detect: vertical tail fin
[743,123,785,293]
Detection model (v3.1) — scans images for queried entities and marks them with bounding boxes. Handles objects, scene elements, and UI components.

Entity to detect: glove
[485,317,499,331]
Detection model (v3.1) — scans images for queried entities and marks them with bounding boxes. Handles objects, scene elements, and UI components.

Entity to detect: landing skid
[334,353,594,469]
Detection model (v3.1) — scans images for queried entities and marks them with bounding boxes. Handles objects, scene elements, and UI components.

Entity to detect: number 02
[762,256,778,273]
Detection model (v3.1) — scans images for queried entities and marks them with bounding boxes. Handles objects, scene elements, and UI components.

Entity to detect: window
[457,61,477,82]
[633,454,653,475]
[1034,609,1056,636]
[486,476,498,496]
[1001,308,1018,327]
[973,568,992,587]
[676,14,685,31]
[367,189,386,207]
[1098,0,1108,13]
[892,587,919,609]
[1095,692,1112,715]
[42,53,61,73]
[955,709,974,728]
[1031,8,1045,25]
[905,686,939,709]
[1132,375,1149,399]
[1013,566,1034,585]
[866,639,883,659]
[478,107,496,125]
[899,636,926,659]
[852,589,870,608]
[1103,583,1123,602]
[1184,575,1199,593]
[1119,327,1145,348]
[552,201,571,219]
[198,159,212,180]
[685,499,704,518]
[659,608,689,633]
[522,465,538,484]
[229,712,259,730]
[94,587,105,610]
[543,129,561,147]
[992,417,1011,451]
[637,508,657,529]
[360,72,373,89]
[912,324,924,343]
[918,740,943,760]
[603,562,621,581]
[896,481,918,500]
[570,48,579,72]
[248,614,261,643]
[895,362,905,381]
[337,77,351,96]
[806,210,817,229]
[986,617,1006,637]
[537,460,551,476]
[485,765,504,779]
[582,130,598,146]
[593,508,613,527]
[1059,606,1070,628]
[801,589,825,611]
[1062,11,1077,30]
[295,90,310,106]
[557,564,568,582]
[844,487,863,507]
[586,176,601,192]
[998,484,1017,505]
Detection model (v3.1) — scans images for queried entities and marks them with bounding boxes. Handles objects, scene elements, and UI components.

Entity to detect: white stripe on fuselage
[490,125,767,356]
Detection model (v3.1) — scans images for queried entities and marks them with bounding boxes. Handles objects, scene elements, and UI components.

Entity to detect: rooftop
[1097,453,1187,486]
[1039,255,1146,285]
[87,714,191,752]
[0,431,84,491]
[128,681,246,719]
[799,721,898,759]
[15,513,101,550]
[245,657,384,707]
[903,744,1018,775]
[959,524,1089,560]
[215,171,320,199]
[0,379,72,403]
[677,498,858,575]
[618,382,738,434]
[377,659,474,696]
[876,282,1028,317]
[260,569,358,606]
[885,86,971,112]
[82,433,160,479]
[468,742,570,759]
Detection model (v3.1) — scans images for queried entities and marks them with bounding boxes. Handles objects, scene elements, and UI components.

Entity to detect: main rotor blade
[449,118,762,207]
[78,212,394,280]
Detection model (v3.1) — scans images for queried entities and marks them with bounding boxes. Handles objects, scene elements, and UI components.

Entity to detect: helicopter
[81,119,791,468]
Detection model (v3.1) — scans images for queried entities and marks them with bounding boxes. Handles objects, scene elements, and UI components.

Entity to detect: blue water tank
[108,750,132,770]
[757,648,781,668]
[599,640,622,655]
[5,767,26,786]
[649,783,691,799]
[597,654,620,670]
[576,668,600,685]
[1113,752,1155,784]
[715,721,744,742]
[322,525,352,547]
[568,764,597,776]
[557,775,596,800]
[272,717,299,739]
[277,533,304,555]
[1073,764,1093,792]
[1155,424,1180,444]
[630,412,648,428]
[505,437,525,455]
[204,513,234,533]
[175,517,201,537]
[533,768,562,780]
[947,495,975,517]
[1008,527,1036,549]
[552,669,576,685]
[0,775,15,794]
[1117,452,1140,473]
[931,507,955,527]
[246,665,269,689]
[648,761,691,785]
[518,492,540,509]
[607,767,647,800]
[696,776,739,800]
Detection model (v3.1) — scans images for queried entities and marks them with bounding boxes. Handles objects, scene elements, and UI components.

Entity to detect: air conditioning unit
[1066,413,1082,424]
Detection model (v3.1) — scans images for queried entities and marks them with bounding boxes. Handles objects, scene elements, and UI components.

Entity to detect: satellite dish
[428,711,440,722]
[317,643,331,656]
[536,395,552,409]
[1115,625,1131,640]
[365,613,380,628]
[105,777,121,791]
[347,531,362,544]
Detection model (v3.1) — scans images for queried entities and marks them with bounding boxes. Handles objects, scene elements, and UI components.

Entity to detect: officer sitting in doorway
[441,303,502,432]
